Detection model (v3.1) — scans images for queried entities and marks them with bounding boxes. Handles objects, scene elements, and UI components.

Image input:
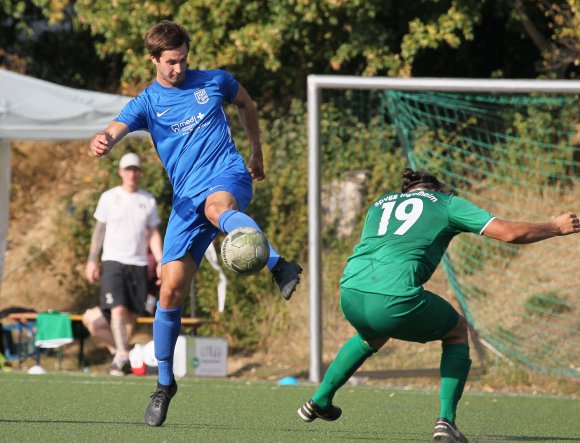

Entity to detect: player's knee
[366,337,389,351]
[159,286,185,309]
[82,307,100,328]
[204,193,238,225]
[111,304,130,318]
[442,315,469,345]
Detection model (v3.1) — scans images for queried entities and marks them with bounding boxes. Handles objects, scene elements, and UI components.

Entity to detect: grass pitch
[0,372,578,442]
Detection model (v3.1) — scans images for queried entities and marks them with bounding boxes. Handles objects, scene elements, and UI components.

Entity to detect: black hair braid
[401,168,446,193]
[401,168,417,191]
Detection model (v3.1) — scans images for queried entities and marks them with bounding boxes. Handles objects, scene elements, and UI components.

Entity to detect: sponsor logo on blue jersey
[171,112,206,135]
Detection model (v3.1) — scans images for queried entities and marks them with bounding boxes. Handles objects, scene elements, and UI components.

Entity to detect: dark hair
[401,168,450,193]
[145,21,190,59]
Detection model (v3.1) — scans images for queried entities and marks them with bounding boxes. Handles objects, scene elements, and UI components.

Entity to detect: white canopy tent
[0,70,227,311]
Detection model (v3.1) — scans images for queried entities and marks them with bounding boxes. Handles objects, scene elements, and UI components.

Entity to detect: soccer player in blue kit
[89,21,303,427]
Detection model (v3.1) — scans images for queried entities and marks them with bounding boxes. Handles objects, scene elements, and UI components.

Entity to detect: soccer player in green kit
[298,168,580,443]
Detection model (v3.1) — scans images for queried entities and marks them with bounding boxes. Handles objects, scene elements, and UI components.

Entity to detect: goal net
[308,76,580,381]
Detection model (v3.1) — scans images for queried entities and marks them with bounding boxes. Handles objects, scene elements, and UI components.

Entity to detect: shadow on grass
[473,436,580,442]
[0,419,149,426]
[0,418,427,440]
[6,418,576,442]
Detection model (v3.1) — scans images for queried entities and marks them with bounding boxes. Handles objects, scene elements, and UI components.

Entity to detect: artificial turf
[0,372,578,442]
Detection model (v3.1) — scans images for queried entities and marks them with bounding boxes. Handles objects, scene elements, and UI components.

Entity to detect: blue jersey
[115,69,245,202]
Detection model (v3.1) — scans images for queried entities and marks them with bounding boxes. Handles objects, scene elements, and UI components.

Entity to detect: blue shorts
[162,166,253,267]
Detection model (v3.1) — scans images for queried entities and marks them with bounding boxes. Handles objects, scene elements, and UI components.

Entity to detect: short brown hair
[145,21,190,59]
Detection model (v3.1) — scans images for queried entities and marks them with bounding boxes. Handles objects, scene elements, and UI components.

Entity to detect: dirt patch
[1,140,100,312]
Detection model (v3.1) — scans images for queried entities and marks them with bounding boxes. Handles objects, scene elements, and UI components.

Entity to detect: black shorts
[99,261,148,316]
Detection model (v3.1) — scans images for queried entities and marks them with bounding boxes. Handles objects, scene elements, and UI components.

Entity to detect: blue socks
[153,302,183,386]
[218,209,280,270]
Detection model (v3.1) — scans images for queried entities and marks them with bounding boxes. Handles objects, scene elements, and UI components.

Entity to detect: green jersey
[340,190,494,296]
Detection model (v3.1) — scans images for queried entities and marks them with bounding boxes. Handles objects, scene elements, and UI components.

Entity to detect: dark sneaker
[271,258,303,300]
[108,358,131,376]
[433,418,469,443]
[145,379,178,427]
[297,399,342,422]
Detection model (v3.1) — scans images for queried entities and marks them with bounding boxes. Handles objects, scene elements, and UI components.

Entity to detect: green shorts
[340,287,459,343]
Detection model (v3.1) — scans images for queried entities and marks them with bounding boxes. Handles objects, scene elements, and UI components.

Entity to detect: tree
[71,1,485,99]
[3,0,577,343]
[0,0,123,89]
[72,1,578,100]
[4,1,577,93]
[537,0,579,78]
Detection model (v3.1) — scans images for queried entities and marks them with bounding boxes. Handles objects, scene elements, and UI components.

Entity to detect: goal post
[307,75,580,383]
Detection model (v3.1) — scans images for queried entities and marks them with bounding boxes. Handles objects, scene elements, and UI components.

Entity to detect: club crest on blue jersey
[194,88,209,104]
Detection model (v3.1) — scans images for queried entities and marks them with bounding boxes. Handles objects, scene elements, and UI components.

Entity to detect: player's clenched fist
[553,212,580,235]
[90,131,111,157]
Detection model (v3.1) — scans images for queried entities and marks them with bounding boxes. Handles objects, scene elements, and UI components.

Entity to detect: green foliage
[68,1,492,98]
[451,235,519,276]
[73,0,178,91]
[390,90,578,377]
[4,1,579,356]
[537,1,580,77]
[26,245,52,269]
[490,97,579,189]
[3,1,579,93]
[400,2,481,75]
[188,101,311,345]
[392,92,579,195]
[0,1,122,89]
[524,293,572,318]
[250,100,310,260]
[460,285,487,301]
[451,238,486,276]
[493,326,519,346]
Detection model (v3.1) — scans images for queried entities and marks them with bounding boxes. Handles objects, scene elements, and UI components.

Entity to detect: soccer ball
[221,227,269,274]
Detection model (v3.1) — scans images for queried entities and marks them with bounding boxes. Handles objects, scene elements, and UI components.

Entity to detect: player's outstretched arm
[483,212,580,244]
[233,84,265,181]
[89,121,130,157]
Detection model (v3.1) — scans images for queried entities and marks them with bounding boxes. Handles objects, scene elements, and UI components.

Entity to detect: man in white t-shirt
[83,152,163,375]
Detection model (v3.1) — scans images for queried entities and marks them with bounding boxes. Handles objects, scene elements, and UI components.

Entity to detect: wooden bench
[4,312,216,368]
[6,312,214,327]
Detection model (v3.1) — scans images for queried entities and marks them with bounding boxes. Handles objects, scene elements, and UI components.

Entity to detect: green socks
[439,343,472,423]
[312,335,376,409]
[311,338,471,420]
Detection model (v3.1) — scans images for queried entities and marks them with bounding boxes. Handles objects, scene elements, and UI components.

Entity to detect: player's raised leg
[206,189,303,300]
[218,209,302,299]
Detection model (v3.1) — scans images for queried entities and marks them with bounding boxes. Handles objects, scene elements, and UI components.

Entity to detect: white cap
[119,152,141,169]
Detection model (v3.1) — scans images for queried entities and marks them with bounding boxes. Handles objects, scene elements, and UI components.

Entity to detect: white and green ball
[221,227,269,274]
